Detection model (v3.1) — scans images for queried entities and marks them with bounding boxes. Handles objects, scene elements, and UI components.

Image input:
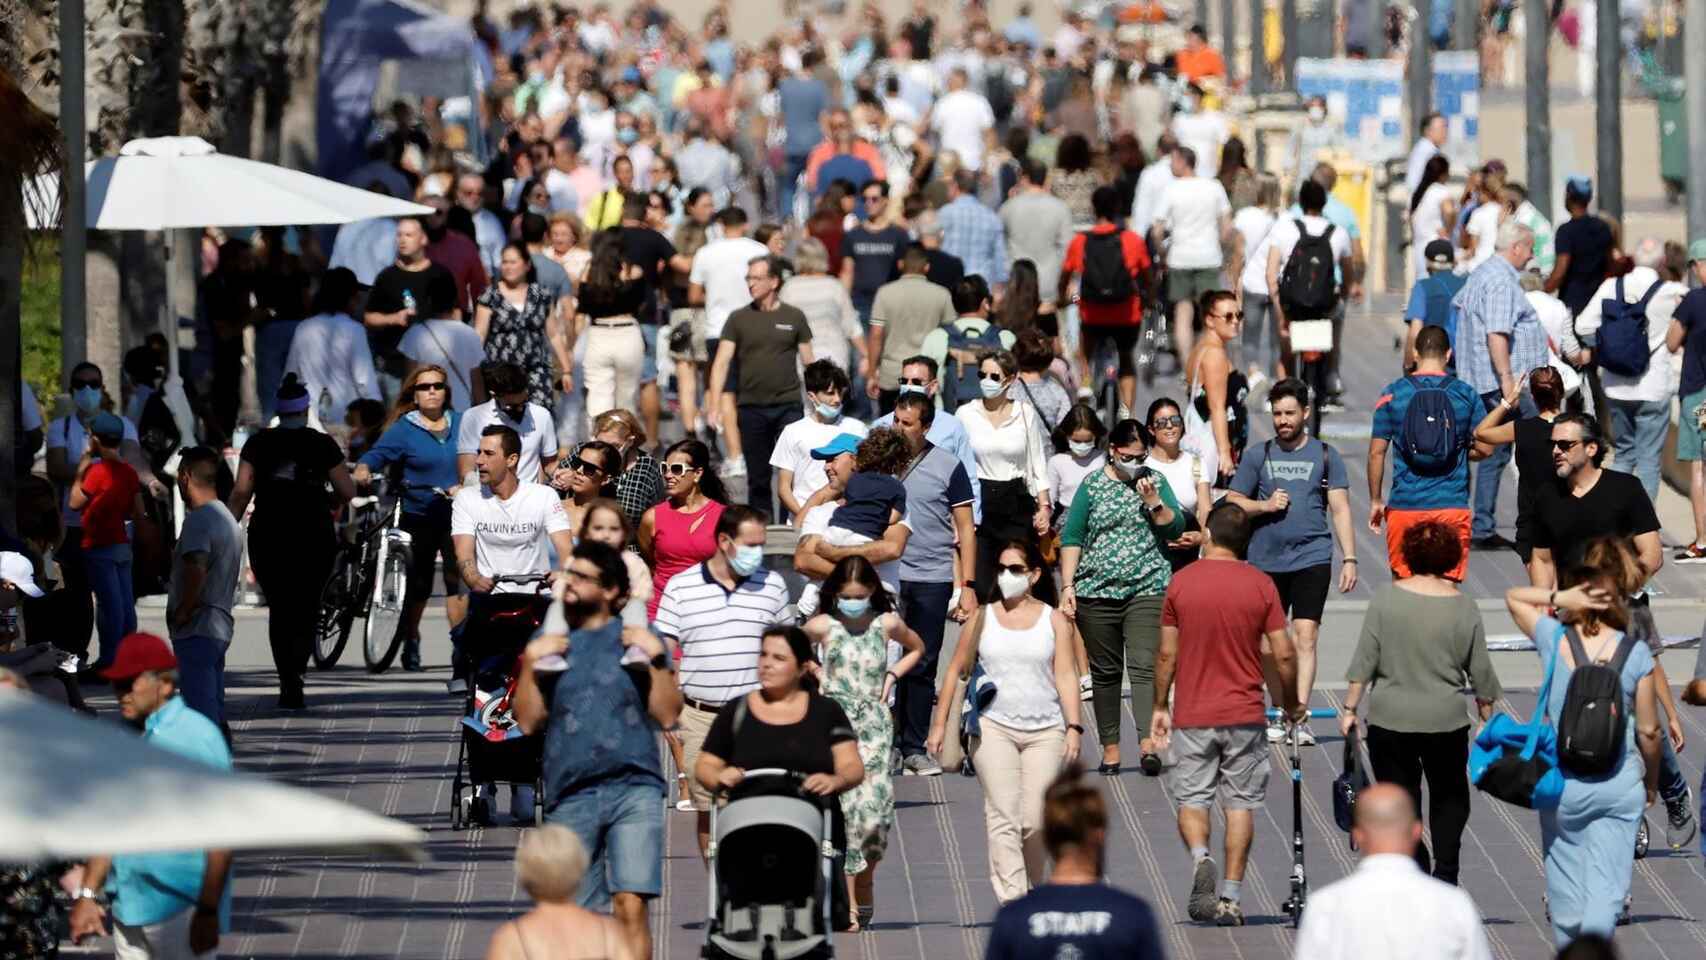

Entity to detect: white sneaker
[1247,367,1270,392]
[1079,674,1094,702]
[719,457,747,479]
[1294,725,1317,746]
[1265,720,1285,742]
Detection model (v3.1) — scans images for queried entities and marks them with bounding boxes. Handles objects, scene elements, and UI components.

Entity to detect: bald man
[1293,784,1492,960]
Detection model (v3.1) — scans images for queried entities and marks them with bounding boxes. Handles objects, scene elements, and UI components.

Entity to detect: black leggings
[249,525,335,697]
[1365,724,1472,885]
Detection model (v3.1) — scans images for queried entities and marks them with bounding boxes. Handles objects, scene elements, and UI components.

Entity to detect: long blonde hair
[385,364,453,428]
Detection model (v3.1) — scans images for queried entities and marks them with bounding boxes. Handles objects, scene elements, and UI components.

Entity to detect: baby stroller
[449,574,553,830]
[702,769,837,960]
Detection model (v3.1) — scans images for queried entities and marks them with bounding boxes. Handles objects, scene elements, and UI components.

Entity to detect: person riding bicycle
[1059,185,1153,418]
[1265,180,1352,388]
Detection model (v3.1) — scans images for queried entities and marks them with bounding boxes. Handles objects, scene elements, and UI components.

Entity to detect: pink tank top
[648,499,725,619]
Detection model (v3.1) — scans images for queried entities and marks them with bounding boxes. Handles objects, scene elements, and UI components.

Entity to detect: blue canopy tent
[317,0,489,184]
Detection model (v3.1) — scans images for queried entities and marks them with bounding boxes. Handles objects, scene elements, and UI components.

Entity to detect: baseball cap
[90,412,125,443]
[1424,240,1455,270]
[419,178,448,200]
[1565,175,1593,201]
[0,551,43,598]
[100,632,178,681]
[619,66,643,85]
[1688,238,1706,263]
[810,433,864,460]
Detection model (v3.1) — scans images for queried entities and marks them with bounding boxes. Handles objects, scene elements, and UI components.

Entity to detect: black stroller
[449,574,553,830]
[702,769,837,960]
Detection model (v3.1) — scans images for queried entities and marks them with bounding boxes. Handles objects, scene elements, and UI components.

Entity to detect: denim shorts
[545,778,665,906]
[1679,388,1706,462]
[639,322,660,384]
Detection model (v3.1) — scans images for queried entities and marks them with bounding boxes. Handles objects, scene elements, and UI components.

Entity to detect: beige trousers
[969,717,1065,903]
[583,321,644,427]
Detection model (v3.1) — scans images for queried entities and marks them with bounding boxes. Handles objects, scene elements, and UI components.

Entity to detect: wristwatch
[649,652,672,671]
[1066,723,1085,735]
[73,887,108,907]
[963,579,977,589]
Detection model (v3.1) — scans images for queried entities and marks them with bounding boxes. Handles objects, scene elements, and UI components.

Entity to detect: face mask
[814,401,842,422]
[836,596,871,619]
[1069,440,1096,458]
[898,383,927,396]
[729,543,765,577]
[278,413,310,430]
[1308,107,1326,123]
[996,570,1030,601]
[527,203,551,216]
[978,377,1006,399]
[1112,456,1143,480]
[617,127,639,145]
[73,386,103,414]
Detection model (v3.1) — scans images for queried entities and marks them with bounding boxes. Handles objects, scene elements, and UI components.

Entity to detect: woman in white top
[1045,404,1108,527]
[1409,155,1457,281]
[925,541,1082,903]
[1144,397,1211,570]
[1463,174,1506,270]
[1229,175,1282,383]
[957,349,1053,604]
[779,237,866,376]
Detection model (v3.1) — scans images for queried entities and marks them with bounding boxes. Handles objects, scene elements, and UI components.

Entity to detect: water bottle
[318,387,334,426]
[402,289,417,317]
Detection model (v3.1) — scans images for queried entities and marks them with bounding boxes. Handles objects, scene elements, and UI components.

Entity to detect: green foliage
[21,234,61,404]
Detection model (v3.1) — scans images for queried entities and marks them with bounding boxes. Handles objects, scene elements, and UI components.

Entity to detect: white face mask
[1111,455,1143,480]
[898,383,927,396]
[1069,440,1096,458]
[1308,107,1326,123]
[996,570,1030,601]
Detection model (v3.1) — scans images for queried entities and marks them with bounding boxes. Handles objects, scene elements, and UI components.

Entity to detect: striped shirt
[653,562,794,704]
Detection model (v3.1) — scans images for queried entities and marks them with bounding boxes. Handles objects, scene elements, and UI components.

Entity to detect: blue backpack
[1398,376,1464,475]
[944,321,1006,409]
[1595,276,1661,378]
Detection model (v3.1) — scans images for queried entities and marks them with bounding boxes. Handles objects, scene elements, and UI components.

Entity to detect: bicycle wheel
[364,542,412,673]
[1301,355,1326,439]
[313,551,356,669]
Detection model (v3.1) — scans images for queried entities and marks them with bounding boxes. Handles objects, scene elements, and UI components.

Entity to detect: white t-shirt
[690,237,770,339]
[47,412,141,523]
[284,312,381,422]
[1464,202,1503,270]
[1154,177,1232,269]
[1568,268,1686,403]
[1234,207,1279,295]
[456,400,560,483]
[1266,214,1353,287]
[399,319,487,413]
[1129,160,1175,236]
[1171,111,1231,177]
[770,416,869,512]
[450,482,570,593]
[931,89,996,169]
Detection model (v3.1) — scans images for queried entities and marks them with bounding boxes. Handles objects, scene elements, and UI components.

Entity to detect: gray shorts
[1172,724,1269,810]
[1166,267,1222,307]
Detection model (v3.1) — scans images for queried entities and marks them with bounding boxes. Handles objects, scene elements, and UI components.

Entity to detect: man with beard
[515,540,681,960]
[1224,377,1357,746]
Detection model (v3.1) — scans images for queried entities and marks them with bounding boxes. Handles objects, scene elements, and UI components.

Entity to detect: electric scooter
[1267,707,1339,927]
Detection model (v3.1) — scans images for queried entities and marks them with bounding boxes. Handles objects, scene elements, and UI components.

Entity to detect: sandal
[1097,761,1120,776]
[855,905,874,930]
[674,773,695,812]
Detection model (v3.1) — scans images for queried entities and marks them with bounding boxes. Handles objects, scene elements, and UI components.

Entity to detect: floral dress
[821,615,894,875]
[477,282,556,409]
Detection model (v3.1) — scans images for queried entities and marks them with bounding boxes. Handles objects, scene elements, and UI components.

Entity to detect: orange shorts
[1384,507,1471,581]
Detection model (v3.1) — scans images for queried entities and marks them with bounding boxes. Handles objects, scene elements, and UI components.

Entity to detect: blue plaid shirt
[1452,254,1548,394]
[937,196,1009,285]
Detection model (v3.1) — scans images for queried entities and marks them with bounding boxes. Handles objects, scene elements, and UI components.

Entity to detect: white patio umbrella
[59,135,433,444]
[0,692,428,862]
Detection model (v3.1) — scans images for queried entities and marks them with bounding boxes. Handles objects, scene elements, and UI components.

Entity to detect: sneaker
[277,688,307,711]
[1186,858,1219,921]
[1634,817,1650,859]
[1617,894,1632,926]
[1674,543,1706,564]
[401,636,423,672]
[719,457,747,480]
[1265,720,1285,743]
[1213,899,1245,927]
[903,754,943,776]
[1079,674,1094,702]
[1665,785,1698,849]
[1294,725,1317,747]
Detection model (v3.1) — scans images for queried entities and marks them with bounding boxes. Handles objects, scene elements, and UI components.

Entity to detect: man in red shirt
[67,413,146,669]
[1154,502,1302,927]
[1059,185,1152,416]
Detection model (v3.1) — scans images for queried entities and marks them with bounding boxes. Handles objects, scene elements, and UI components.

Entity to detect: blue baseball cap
[619,66,643,85]
[1565,175,1593,201]
[90,412,125,442]
[810,433,863,460]
[1688,238,1706,263]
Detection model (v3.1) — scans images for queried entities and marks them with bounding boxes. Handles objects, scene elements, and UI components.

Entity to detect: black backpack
[1555,627,1636,777]
[1278,219,1339,318]
[1079,230,1135,305]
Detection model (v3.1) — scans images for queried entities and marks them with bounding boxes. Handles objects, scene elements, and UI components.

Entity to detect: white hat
[0,552,43,598]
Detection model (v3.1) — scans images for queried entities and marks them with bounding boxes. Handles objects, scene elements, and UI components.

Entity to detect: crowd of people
[6,1,1706,958]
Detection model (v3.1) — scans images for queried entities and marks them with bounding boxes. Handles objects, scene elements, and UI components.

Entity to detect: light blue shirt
[328,217,398,286]
[872,406,983,523]
[108,696,234,929]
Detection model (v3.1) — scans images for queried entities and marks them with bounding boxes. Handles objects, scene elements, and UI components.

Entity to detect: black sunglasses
[1551,439,1582,452]
[979,372,1005,382]
[413,381,447,393]
[997,563,1030,576]
[1150,414,1183,428]
[899,377,929,387]
[72,379,102,390]
[569,457,606,476]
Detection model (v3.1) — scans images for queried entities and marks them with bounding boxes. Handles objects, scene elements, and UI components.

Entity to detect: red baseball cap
[100,632,179,681]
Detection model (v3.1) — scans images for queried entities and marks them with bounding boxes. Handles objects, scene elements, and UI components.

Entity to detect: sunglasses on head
[1150,414,1183,428]
[1551,439,1582,452]
[661,462,697,477]
[414,381,447,393]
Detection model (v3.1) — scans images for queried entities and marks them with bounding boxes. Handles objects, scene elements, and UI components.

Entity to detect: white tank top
[979,603,1064,732]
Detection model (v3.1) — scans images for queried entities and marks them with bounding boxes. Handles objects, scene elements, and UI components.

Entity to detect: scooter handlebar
[1265,708,1339,720]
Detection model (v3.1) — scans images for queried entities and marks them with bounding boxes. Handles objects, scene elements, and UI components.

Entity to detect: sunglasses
[1551,439,1582,452]
[979,372,1005,382]
[1150,414,1183,428]
[414,381,447,393]
[899,376,929,387]
[660,462,698,477]
[72,379,102,390]
[1214,310,1245,321]
[569,457,606,476]
[997,563,1030,576]
[1113,451,1145,464]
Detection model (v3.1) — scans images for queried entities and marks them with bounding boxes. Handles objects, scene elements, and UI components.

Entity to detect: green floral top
[1060,468,1186,599]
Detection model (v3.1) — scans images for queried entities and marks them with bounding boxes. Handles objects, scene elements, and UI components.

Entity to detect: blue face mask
[897,383,927,396]
[617,127,640,145]
[836,596,871,619]
[814,401,842,422]
[729,543,765,577]
[73,386,103,414]
[978,376,1006,400]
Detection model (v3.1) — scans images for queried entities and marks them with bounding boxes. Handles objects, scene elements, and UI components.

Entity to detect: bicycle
[1286,316,1335,440]
[313,477,417,673]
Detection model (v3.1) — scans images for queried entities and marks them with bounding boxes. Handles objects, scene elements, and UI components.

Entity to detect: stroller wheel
[469,794,493,828]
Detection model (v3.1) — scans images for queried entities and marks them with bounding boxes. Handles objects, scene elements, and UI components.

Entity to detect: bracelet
[1342,558,1358,564]
[885,670,900,682]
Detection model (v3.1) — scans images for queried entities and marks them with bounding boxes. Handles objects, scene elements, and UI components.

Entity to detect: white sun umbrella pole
[0,692,428,862]
[83,136,433,449]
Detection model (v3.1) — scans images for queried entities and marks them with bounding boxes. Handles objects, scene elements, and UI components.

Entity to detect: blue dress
[1533,616,1653,947]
